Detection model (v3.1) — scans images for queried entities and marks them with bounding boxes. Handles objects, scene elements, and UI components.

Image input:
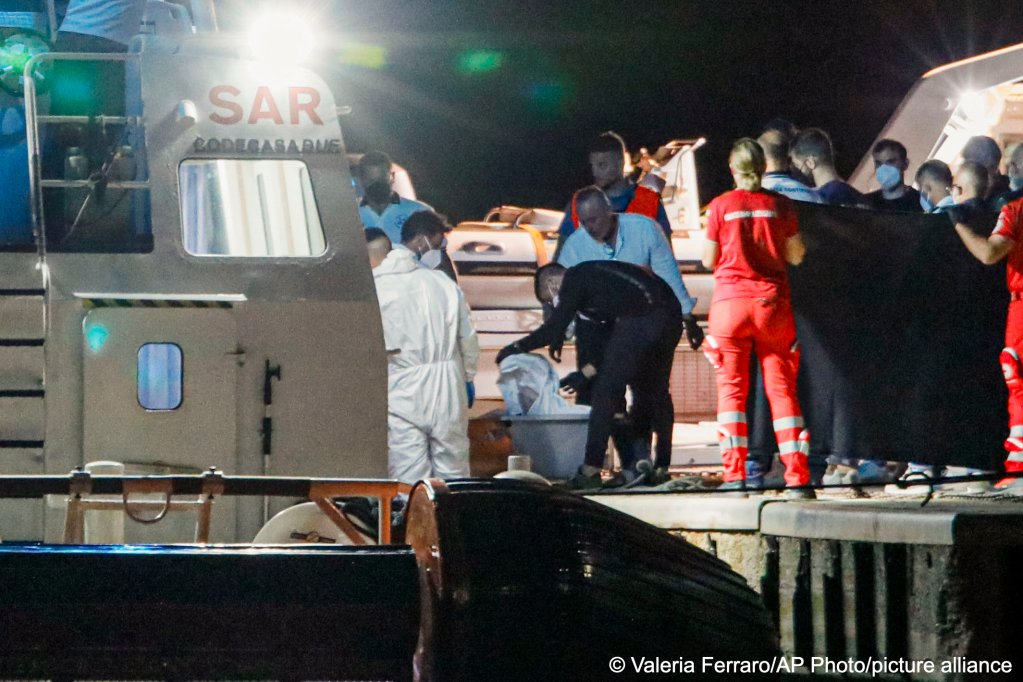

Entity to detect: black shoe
[340,497,379,541]
[783,487,817,500]
[565,469,603,491]
[602,470,631,488]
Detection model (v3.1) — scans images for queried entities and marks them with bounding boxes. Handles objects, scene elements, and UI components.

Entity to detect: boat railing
[22,51,147,258]
[0,469,411,545]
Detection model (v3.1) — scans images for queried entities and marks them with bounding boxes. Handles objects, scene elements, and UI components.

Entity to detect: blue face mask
[1011,176,1023,192]
[875,164,902,191]
[920,194,934,212]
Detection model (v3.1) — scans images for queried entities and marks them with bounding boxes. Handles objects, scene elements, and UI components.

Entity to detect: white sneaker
[821,464,859,489]
[884,472,937,495]
[939,467,993,494]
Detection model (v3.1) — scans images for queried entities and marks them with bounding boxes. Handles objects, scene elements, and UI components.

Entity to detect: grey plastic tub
[503,413,589,479]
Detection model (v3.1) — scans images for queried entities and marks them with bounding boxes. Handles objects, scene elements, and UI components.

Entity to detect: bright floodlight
[247,11,318,65]
[957,90,990,124]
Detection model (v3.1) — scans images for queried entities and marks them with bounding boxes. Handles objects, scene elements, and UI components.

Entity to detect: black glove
[496,341,524,365]
[683,314,704,351]
[548,341,563,363]
[946,203,976,227]
[559,371,590,393]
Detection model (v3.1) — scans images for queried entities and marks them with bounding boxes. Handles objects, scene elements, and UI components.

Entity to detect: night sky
[223,1,1023,221]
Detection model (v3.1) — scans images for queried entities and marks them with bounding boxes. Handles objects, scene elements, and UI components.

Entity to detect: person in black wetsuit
[497,261,690,489]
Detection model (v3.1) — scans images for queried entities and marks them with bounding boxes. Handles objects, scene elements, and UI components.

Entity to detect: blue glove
[466,381,475,408]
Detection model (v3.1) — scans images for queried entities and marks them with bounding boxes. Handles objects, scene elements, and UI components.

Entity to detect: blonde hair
[729,138,766,191]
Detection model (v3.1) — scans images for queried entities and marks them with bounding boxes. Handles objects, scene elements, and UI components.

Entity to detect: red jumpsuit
[705,189,810,485]
[990,198,1023,475]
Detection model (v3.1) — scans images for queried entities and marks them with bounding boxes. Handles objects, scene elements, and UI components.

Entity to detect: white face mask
[420,248,443,269]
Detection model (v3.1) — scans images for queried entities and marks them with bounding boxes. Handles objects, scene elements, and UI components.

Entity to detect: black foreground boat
[0,478,778,680]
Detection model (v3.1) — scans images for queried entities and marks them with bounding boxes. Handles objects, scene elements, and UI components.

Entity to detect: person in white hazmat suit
[366,225,480,483]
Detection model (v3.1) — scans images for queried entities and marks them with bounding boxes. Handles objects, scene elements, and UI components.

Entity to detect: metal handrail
[36,114,141,125]
[0,471,409,499]
[40,179,150,189]
[1,470,412,545]
[22,52,142,260]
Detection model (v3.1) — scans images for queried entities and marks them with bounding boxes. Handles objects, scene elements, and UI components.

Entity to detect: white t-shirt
[60,0,146,46]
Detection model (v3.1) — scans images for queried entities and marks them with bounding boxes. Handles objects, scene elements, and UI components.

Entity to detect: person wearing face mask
[357,151,433,246]
[789,128,866,208]
[989,144,1023,211]
[865,139,921,212]
[368,228,479,484]
[399,210,459,283]
[497,261,686,489]
[915,160,955,213]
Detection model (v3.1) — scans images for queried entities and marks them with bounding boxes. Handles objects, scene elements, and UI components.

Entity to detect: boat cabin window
[179,159,326,258]
[138,343,183,411]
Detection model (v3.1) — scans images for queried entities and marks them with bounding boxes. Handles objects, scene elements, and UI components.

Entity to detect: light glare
[247,12,317,66]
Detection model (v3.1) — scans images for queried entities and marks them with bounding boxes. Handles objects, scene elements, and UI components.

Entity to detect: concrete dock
[586,489,1023,680]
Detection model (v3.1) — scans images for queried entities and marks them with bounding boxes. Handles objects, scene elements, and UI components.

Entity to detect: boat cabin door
[81,305,239,539]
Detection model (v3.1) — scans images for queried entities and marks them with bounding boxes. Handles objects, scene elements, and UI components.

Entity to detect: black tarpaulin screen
[780,203,1007,469]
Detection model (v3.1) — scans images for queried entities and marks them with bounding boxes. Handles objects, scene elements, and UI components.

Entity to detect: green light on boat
[86,324,110,352]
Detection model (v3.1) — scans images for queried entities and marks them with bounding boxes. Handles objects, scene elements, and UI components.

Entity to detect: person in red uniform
[952,196,1023,493]
[702,138,812,497]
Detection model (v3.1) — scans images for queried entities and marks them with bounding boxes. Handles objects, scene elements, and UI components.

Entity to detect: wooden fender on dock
[406,479,781,680]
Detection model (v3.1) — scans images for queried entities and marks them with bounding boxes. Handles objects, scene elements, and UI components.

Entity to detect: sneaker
[783,487,817,500]
[884,469,937,496]
[822,464,859,487]
[744,460,766,489]
[603,468,638,489]
[940,467,993,494]
[715,480,749,498]
[622,461,650,489]
[566,469,603,491]
[630,460,671,488]
[856,460,893,484]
